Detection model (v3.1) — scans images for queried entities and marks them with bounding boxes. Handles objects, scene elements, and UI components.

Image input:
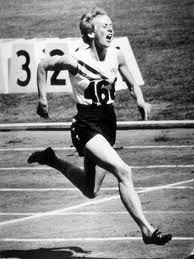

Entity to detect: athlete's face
[92,15,114,48]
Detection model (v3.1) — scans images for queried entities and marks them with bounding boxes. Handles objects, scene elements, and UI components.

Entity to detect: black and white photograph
[0,0,193,258]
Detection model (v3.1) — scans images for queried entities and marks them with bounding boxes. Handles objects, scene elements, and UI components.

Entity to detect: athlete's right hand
[37,102,49,119]
[138,102,152,120]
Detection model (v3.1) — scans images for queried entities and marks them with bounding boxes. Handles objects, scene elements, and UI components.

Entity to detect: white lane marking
[133,165,194,169]
[0,147,74,151]
[0,178,193,227]
[0,186,193,191]
[0,167,49,170]
[0,237,193,242]
[189,248,194,255]
[0,164,194,171]
[0,145,194,151]
[0,211,193,216]
[123,145,194,149]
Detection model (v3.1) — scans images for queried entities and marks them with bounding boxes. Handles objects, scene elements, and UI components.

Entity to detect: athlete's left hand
[138,102,152,120]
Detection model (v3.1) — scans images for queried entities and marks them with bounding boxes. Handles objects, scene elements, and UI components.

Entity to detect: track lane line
[0,211,193,216]
[0,178,193,227]
[0,164,194,171]
[0,144,193,151]
[0,186,193,191]
[0,237,193,242]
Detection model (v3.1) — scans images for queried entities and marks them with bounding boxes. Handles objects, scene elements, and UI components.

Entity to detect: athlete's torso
[69,45,119,106]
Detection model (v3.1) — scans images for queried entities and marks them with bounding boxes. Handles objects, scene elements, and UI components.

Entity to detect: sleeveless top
[69,45,119,106]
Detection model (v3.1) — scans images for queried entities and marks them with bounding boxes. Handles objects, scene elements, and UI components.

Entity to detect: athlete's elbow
[38,60,47,74]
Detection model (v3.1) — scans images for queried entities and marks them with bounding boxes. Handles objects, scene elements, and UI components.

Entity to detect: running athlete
[28,8,172,245]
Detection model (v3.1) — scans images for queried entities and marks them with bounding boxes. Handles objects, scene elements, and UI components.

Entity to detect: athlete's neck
[91,41,107,61]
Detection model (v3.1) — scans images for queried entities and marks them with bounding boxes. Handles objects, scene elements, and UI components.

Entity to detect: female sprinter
[28,8,172,245]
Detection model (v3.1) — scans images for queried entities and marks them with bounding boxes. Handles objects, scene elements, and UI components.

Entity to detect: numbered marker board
[0,40,16,93]
[9,40,38,93]
[0,44,8,93]
[44,40,72,93]
[0,37,144,94]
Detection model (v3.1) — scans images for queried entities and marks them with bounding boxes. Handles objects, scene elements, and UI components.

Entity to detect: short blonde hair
[79,7,107,45]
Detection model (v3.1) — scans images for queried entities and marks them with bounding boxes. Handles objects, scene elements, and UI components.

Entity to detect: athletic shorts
[71,103,116,156]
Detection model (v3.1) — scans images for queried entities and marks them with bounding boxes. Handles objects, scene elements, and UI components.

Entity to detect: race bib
[84,79,116,105]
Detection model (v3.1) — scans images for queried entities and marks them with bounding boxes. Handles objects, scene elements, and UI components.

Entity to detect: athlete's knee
[89,191,99,199]
[86,192,98,199]
[112,162,132,183]
[83,189,99,199]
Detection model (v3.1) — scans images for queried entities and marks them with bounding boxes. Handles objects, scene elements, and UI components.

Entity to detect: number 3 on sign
[16,49,31,87]
[9,40,38,93]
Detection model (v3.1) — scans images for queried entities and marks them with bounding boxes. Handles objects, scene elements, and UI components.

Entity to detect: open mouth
[106,34,112,41]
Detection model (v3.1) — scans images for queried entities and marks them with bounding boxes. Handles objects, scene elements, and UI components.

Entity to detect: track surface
[0,128,193,259]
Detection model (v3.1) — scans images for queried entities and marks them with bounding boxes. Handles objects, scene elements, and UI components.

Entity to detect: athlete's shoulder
[73,45,90,58]
[113,45,122,56]
[114,46,125,66]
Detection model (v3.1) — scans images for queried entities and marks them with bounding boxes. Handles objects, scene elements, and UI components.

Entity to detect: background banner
[0,37,144,94]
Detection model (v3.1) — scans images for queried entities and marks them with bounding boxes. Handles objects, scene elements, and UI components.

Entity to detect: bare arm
[37,54,78,118]
[117,49,151,120]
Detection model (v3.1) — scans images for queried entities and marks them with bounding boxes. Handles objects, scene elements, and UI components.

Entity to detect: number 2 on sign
[49,49,66,86]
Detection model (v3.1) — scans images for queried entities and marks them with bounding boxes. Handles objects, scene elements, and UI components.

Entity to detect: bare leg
[28,141,172,245]
[84,158,107,197]
[52,155,106,198]
[84,134,154,236]
[27,147,106,198]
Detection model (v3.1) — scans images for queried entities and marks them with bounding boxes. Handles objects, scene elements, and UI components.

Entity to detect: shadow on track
[0,246,115,259]
[1,246,87,259]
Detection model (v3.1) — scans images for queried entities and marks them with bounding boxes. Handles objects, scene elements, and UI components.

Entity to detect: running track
[0,123,193,258]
